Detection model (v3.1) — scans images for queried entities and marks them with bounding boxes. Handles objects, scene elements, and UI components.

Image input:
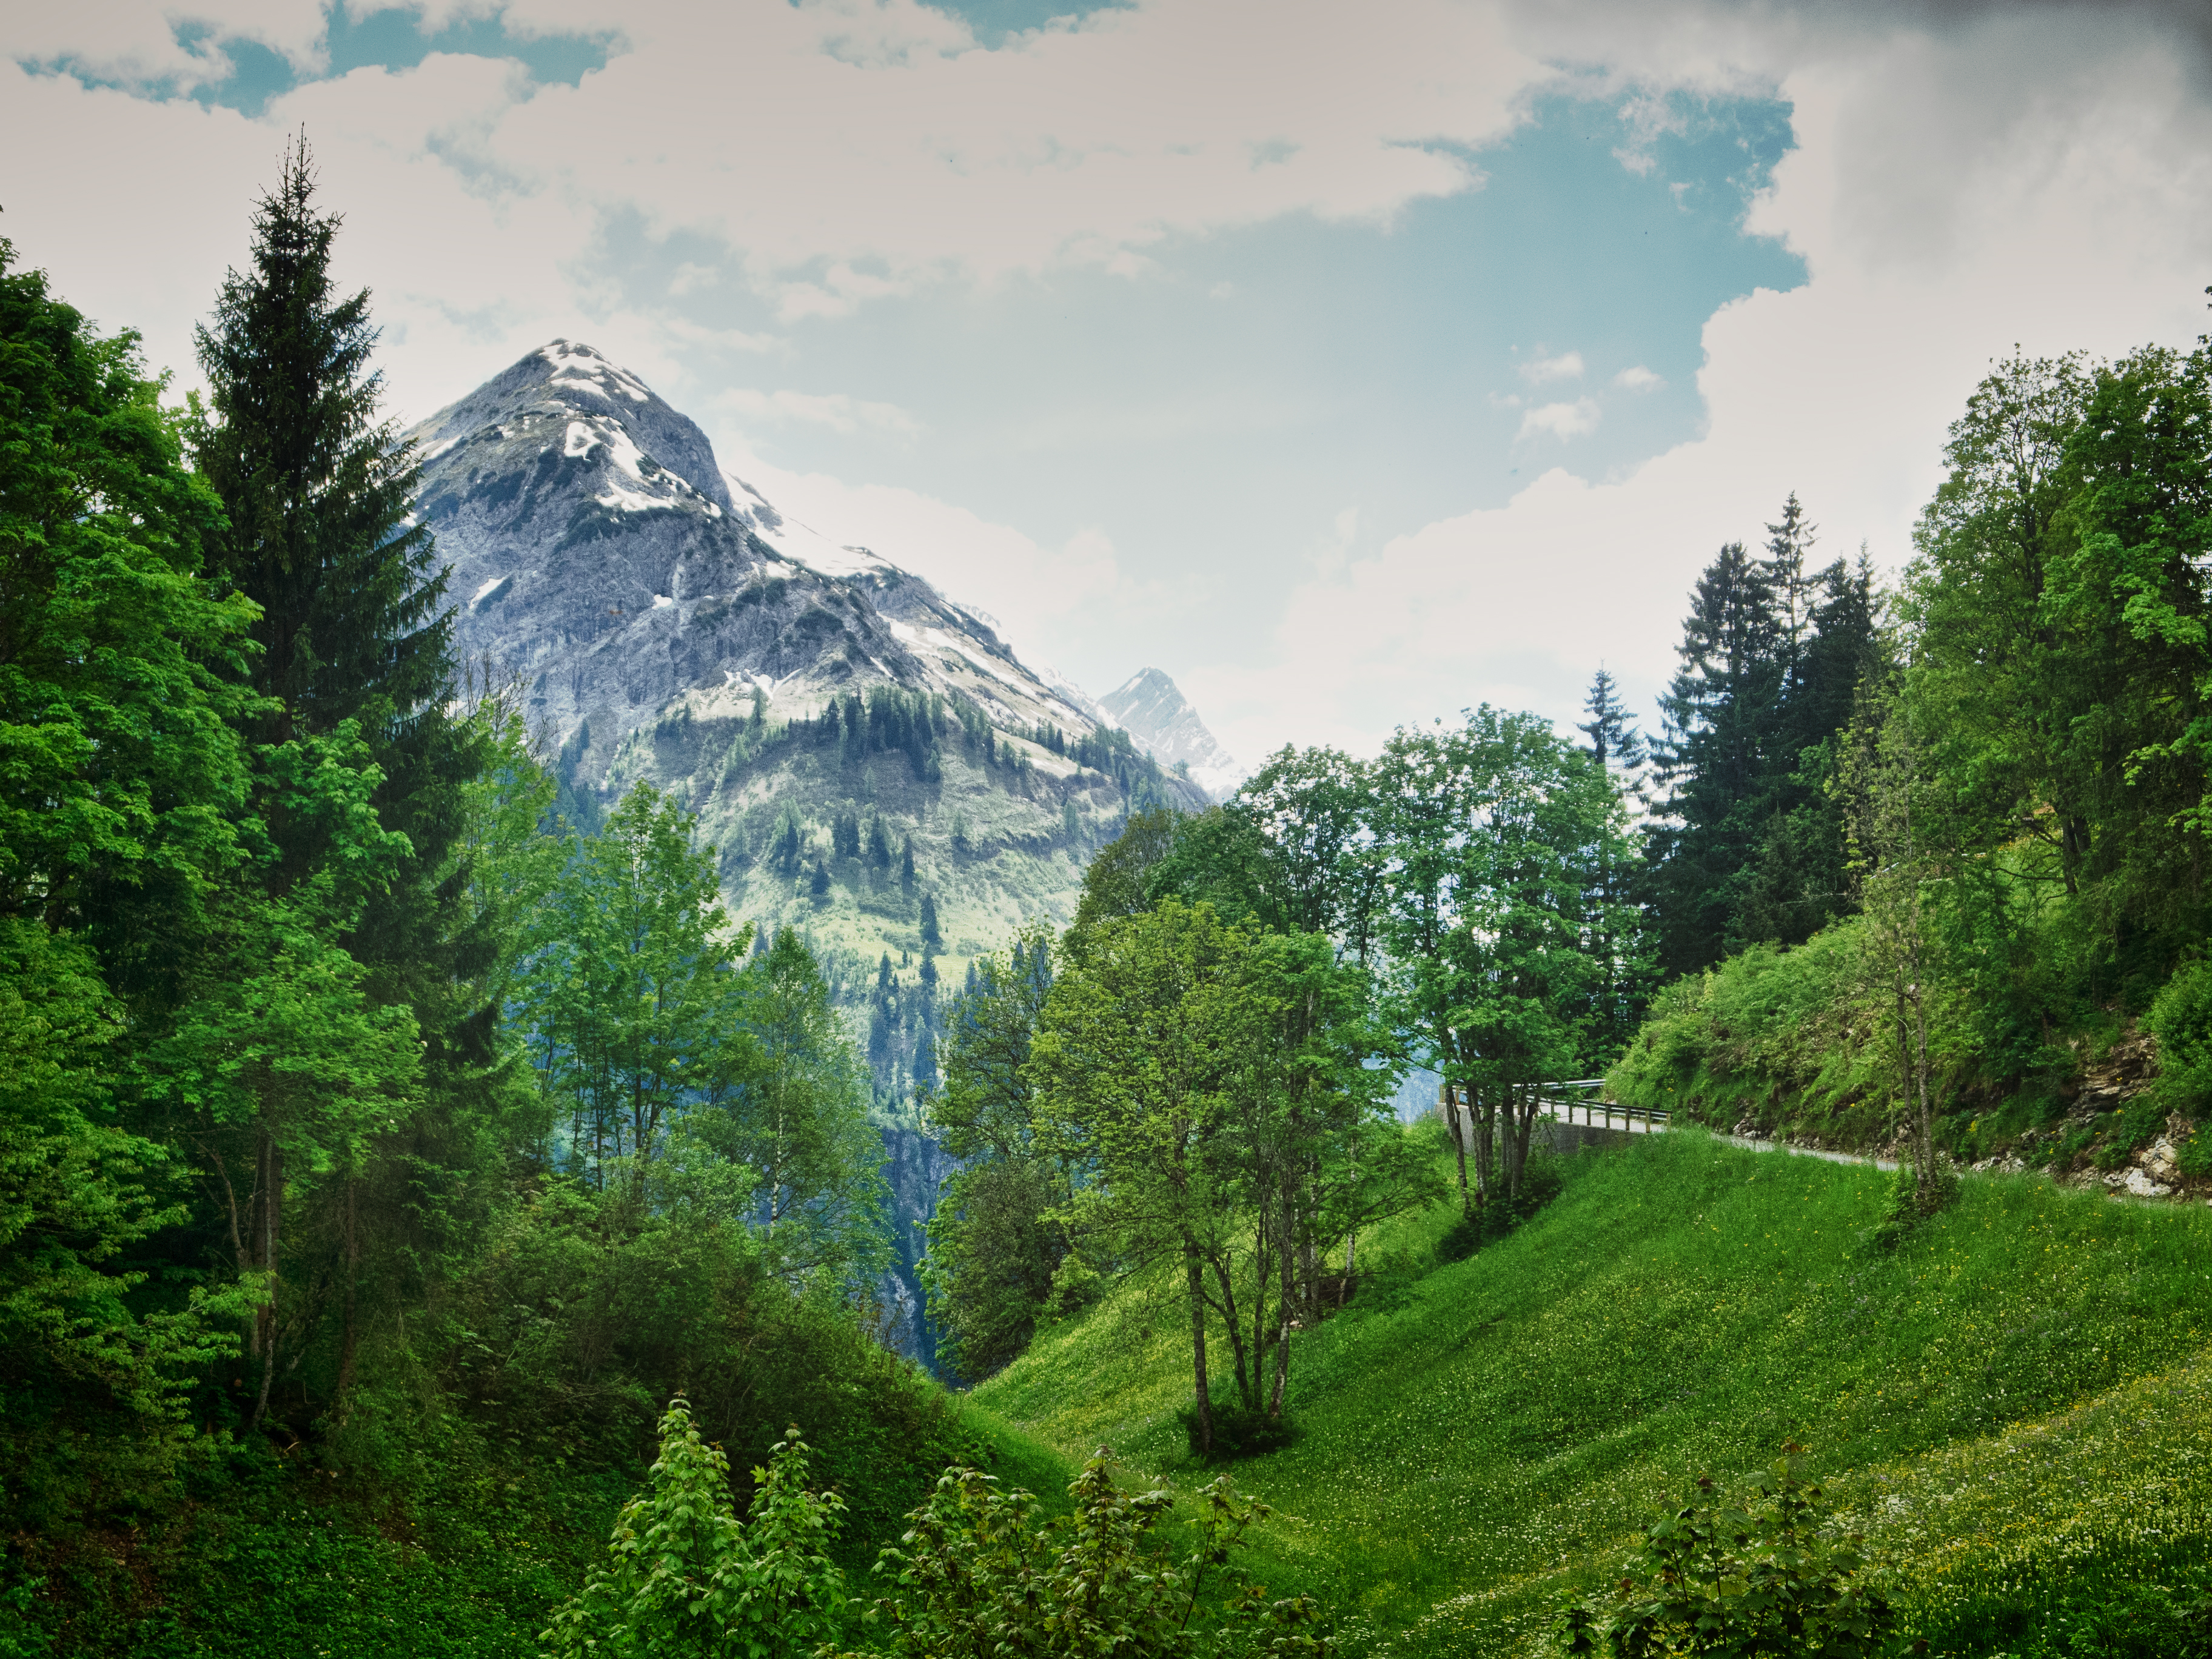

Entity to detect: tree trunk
[335,1171,359,1419]
[1185,1242,1212,1453]
[1473,1090,1495,1206]
[1446,1085,1473,1217]
[1269,1175,1293,1419]
[1210,1253,1253,1409]
[251,1133,281,1431]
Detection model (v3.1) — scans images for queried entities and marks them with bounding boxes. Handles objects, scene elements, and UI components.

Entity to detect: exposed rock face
[407,342,1204,1364]
[414,340,1107,792]
[1099,666,1242,802]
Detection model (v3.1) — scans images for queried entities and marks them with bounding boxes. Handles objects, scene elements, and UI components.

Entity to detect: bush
[1178,1399,1299,1463]
[1562,1446,1894,1659]
[826,1451,1331,1658]
[1434,1158,1566,1265]
[540,1399,845,1659]
[1434,1213,1483,1264]
[2179,1126,2212,1179]
[2151,959,2212,1113]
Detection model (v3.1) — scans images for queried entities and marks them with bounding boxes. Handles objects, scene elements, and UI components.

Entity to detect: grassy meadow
[968,1130,2212,1657]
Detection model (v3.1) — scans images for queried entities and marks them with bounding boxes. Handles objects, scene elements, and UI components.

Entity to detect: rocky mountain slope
[407,341,1205,1358]
[1098,666,1242,801]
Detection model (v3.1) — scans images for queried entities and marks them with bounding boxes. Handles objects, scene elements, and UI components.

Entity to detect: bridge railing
[1435,1079,1671,1132]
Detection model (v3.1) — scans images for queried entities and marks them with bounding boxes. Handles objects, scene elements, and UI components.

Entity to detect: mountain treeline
[0,149,983,1616]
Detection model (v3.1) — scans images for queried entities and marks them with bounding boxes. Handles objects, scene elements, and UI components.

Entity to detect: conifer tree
[182,142,488,1426]
[190,138,465,890]
[1648,540,1783,974]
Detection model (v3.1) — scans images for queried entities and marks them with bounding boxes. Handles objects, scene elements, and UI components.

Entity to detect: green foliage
[1561,1447,1895,1659]
[1030,902,1419,1449]
[541,1400,844,1659]
[1370,706,1640,1208]
[2150,958,2212,1113]
[1176,1399,1299,1463]
[827,1450,1330,1658]
[1647,500,1883,977]
[0,238,252,943]
[922,930,1065,1382]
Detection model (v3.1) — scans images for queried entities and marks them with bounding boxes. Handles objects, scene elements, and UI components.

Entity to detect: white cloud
[1,0,1552,420]
[1197,2,2212,767]
[715,387,922,437]
[10,0,329,87]
[1520,349,1586,383]
[1612,364,1664,391]
[1518,397,1601,438]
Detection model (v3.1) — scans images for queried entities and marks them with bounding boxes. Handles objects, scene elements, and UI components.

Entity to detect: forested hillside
[1609,341,2212,1198]
[0,149,1026,1652]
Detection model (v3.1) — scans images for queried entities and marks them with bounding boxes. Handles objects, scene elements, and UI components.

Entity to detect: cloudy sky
[7,0,2210,766]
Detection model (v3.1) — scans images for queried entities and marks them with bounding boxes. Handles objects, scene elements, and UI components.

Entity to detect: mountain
[1097,667,1242,801]
[407,340,1204,1359]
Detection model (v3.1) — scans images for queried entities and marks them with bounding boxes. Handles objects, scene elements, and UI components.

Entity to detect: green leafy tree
[1370,709,1632,1213]
[0,240,260,1486]
[151,723,424,1428]
[1562,1449,1894,1658]
[521,781,742,1186]
[922,929,1066,1381]
[0,238,254,970]
[1071,806,1181,937]
[541,1399,845,1659]
[1150,746,1379,955]
[828,1450,1330,1659]
[1028,900,1259,1453]
[714,929,886,1286]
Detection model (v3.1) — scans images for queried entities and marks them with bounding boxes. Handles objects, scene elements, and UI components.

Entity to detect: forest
[5,142,2212,1658]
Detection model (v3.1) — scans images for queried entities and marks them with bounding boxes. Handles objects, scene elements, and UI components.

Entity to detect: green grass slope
[970,1131,2212,1657]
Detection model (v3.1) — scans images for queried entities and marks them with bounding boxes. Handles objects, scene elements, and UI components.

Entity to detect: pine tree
[920,893,942,950]
[1577,668,1647,799]
[1648,540,1785,974]
[183,142,490,1425]
[190,139,465,887]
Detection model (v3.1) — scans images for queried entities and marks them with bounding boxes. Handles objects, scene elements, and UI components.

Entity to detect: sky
[7,0,2211,771]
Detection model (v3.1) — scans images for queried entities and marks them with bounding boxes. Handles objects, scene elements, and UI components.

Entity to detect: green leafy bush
[540,1399,845,1658]
[1434,1213,1483,1264]
[828,1451,1330,1658]
[1561,1447,1894,1658]
[1176,1399,1300,1462]
[2151,959,2212,1113]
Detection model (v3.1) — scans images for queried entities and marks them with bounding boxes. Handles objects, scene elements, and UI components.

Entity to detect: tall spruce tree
[190,137,474,990]
[1577,669,1653,1056]
[1648,540,1783,974]
[1649,502,1886,974]
[184,141,489,1427]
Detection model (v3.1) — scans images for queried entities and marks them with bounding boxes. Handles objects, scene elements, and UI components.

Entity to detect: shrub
[1561,1446,1894,1659]
[1435,1213,1483,1264]
[2150,958,2212,1113]
[828,1451,1330,1658]
[539,1400,845,1658]
[1177,1399,1300,1463]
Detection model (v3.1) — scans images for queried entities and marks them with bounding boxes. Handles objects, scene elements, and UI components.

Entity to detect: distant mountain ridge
[1099,667,1242,801]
